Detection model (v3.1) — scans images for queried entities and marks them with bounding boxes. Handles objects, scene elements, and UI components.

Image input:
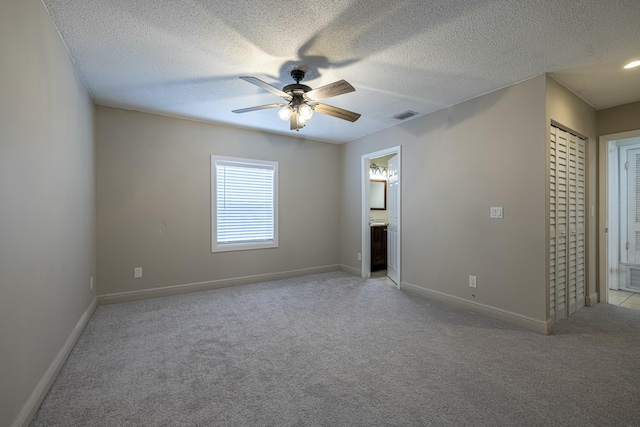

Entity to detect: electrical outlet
[357,252,362,261]
[90,276,94,290]
[134,267,143,279]
[469,275,477,288]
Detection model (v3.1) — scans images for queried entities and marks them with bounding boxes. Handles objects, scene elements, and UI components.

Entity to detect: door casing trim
[361,146,401,286]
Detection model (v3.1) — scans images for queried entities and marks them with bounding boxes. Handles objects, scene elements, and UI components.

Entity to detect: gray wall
[0,3,614,422]
[96,107,341,296]
[597,101,640,137]
[0,1,96,426]
[341,76,548,322]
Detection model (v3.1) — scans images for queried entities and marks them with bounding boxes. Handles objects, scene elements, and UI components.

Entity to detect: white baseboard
[12,297,97,427]
[586,292,599,307]
[400,282,551,335]
[339,264,361,277]
[97,265,342,305]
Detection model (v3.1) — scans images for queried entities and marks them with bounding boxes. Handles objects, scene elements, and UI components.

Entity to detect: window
[211,155,278,252]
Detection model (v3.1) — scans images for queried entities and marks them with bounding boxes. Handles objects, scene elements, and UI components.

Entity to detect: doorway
[361,146,401,288]
[600,130,640,310]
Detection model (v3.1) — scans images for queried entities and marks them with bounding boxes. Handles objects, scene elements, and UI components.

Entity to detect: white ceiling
[42,0,640,143]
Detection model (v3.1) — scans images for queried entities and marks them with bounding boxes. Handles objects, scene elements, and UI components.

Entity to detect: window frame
[211,155,278,253]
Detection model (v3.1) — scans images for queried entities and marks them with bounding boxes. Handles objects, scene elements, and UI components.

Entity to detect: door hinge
[625,162,630,170]
[627,242,630,250]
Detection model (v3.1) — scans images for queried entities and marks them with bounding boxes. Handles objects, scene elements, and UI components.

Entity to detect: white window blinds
[212,156,278,252]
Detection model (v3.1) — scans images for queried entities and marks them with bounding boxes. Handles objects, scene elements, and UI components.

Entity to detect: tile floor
[608,289,640,310]
[370,269,388,279]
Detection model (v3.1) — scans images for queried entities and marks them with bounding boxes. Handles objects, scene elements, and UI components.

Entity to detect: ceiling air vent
[392,110,419,120]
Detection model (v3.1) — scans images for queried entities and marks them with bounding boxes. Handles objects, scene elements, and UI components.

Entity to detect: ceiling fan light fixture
[234,69,360,131]
[278,105,293,121]
[298,103,313,121]
[624,60,640,69]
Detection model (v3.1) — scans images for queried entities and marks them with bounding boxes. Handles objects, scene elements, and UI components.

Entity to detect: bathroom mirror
[370,179,386,210]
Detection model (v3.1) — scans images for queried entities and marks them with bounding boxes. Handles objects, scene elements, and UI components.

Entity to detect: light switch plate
[134,267,142,278]
[490,207,503,219]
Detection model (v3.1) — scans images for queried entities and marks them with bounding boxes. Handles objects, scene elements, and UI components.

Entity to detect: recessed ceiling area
[42,0,640,143]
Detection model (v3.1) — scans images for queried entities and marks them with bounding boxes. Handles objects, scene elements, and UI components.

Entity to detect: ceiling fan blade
[239,76,292,100]
[304,80,355,101]
[314,103,361,122]
[232,103,286,114]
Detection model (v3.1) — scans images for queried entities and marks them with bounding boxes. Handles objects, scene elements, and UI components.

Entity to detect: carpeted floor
[30,272,640,426]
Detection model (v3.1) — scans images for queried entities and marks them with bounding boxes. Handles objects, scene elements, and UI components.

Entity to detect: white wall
[96,106,341,298]
[0,1,96,426]
[341,76,548,327]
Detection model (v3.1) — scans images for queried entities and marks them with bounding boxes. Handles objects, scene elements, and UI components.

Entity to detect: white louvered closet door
[625,149,640,264]
[550,126,585,321]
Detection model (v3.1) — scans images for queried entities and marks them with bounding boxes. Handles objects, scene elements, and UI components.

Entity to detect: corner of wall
[2,1,97,425]
[545,75,598,323]
[401,282,550,334]
[11,299,97,427]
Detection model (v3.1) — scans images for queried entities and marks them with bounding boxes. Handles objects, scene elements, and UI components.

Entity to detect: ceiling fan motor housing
[283,70,313,110]
[290,69,306,83]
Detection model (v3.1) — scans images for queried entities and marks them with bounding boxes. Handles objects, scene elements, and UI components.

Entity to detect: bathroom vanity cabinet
[370,225,387,271]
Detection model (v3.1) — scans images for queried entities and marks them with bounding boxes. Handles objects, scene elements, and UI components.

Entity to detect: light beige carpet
[31,272,640,426]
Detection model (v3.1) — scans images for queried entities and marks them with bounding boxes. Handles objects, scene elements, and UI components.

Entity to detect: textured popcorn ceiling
[42,0,640,143]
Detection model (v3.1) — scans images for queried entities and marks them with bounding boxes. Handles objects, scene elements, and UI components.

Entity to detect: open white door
[387,154,400,285]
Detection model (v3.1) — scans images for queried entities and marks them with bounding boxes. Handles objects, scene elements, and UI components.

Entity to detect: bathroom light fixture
[370,164,388,176]
[624,60,640,69]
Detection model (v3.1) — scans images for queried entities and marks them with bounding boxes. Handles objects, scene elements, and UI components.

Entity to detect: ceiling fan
[232,69,361,131]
